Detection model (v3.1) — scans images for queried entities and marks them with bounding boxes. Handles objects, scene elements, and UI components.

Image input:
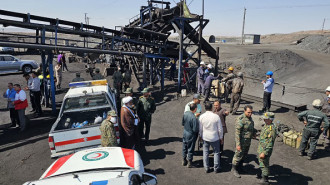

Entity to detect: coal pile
[242,49,308,79]
[297,35,330,54]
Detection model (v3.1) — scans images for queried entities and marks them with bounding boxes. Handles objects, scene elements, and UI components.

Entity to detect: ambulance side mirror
[142,173,157,185]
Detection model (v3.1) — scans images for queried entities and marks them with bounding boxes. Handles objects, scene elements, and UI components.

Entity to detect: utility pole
[84,13,87,24]
[241,7,246,45]
[202,0,205,18]
[322,18,326,32]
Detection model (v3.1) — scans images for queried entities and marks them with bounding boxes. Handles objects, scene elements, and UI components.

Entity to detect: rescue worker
[203,64,213,81]
[184,94,203,118]
[298,99,329,160]
[232,105,257,178]
[72,73,85,82]
[227,72,244,115]
[204,73,219,102]
[221,66,236,103]
[100,110,118,147]
[322,94,330,147]
[92,68,104,80]
[113,67,123,98]
[137,88,156,143]
[261,71,274,112]
[182,103,199,168]
[258,112,277,184]
[197,61,206,95]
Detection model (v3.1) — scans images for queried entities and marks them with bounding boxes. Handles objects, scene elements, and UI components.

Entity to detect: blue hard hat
[266,71,273,76]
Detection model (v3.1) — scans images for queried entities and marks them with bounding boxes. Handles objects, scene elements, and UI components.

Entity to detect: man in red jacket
[13,84,28,132]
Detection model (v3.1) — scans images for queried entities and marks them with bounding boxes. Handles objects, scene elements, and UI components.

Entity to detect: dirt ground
[0,44,329,185]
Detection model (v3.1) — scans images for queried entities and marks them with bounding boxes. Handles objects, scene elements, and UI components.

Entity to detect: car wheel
[23,65,32,73]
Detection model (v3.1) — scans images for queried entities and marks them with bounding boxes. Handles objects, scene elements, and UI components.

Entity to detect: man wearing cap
[121,96,139,149]
[204,73,219,102]
[182,103,199,168]
[197,61,206,95]
[137,88,156,142]
[261,71,274,112]
[227,72,244,115]
[72,73,85,82]
[221,66,236,103]
[258,112,277,184]
[100,110,119,147]
[92,68,104,80]
[298,99,329,160]
[232,105,257,178]
[184,94,203,118]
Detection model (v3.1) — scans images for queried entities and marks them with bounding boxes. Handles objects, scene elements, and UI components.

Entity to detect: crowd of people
[100,87,156,150]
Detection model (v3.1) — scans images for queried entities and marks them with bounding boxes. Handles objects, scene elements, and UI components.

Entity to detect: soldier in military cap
[92,68,104,80]
[100,110,118,147]
[232,105,257,178]
[137,88,156,143]
[258,112,277,185]
[72,73,85,82]
[298,99,329,160]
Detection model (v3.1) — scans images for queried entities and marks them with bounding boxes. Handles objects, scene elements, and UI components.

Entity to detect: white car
[23,147,158,185]
[49,80,119,158]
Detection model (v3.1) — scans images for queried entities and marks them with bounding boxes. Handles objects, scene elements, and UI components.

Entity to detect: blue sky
[1,0,329,36]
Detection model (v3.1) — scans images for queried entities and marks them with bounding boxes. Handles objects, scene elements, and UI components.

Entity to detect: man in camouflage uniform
[232,105,256,178]
[137,88,156,143]
[227,72,244,115]
[221,66,236,103]
[298,99,329,160]
[258,112,277,184]
[72,73,85,82]
[100,110,118,147]
[92,68,104,80]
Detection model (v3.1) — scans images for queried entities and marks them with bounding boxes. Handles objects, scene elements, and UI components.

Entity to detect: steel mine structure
[0,1,218,113]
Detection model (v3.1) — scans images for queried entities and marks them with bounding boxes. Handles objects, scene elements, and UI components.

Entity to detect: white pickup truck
[48,80,119,158]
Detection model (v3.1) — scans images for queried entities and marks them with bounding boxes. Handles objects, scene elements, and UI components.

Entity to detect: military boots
[259,175,269,185]
[231,165,241,178]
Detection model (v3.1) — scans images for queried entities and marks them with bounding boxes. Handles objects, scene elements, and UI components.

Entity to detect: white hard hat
[326,86,330,92]
[312,99,323,107]
[209,73,214,76]
[200,61,205,65]
[207,64,213,69]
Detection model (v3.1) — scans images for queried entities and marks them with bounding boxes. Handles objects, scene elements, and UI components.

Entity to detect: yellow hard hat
[228,66,234,71]
[46,75,50,78]
[38,75,44,80]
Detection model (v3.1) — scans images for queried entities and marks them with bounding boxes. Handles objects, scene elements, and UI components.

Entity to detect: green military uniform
[92,69,104,80]
[232,113,256,166]
[137,88,156,141]
[258,112,277,178]
[298,109,329,158]
[100,110,118,147]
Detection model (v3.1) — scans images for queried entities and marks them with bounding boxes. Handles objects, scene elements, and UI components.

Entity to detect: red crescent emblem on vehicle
[92,153,102,159]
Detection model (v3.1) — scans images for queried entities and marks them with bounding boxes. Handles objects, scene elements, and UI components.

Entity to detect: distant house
[244,34,260,44]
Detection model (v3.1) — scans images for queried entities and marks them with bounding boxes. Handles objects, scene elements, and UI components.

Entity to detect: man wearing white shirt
[13,84,28,132]
[25,72,42,117]
[199,102,223,173]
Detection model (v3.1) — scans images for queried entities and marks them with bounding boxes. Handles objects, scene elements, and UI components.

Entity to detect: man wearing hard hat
[297,99,329,160]
[197,61,206,95]
[261,71,274,112]
[322,86,330,148]
[221,66,236,103]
